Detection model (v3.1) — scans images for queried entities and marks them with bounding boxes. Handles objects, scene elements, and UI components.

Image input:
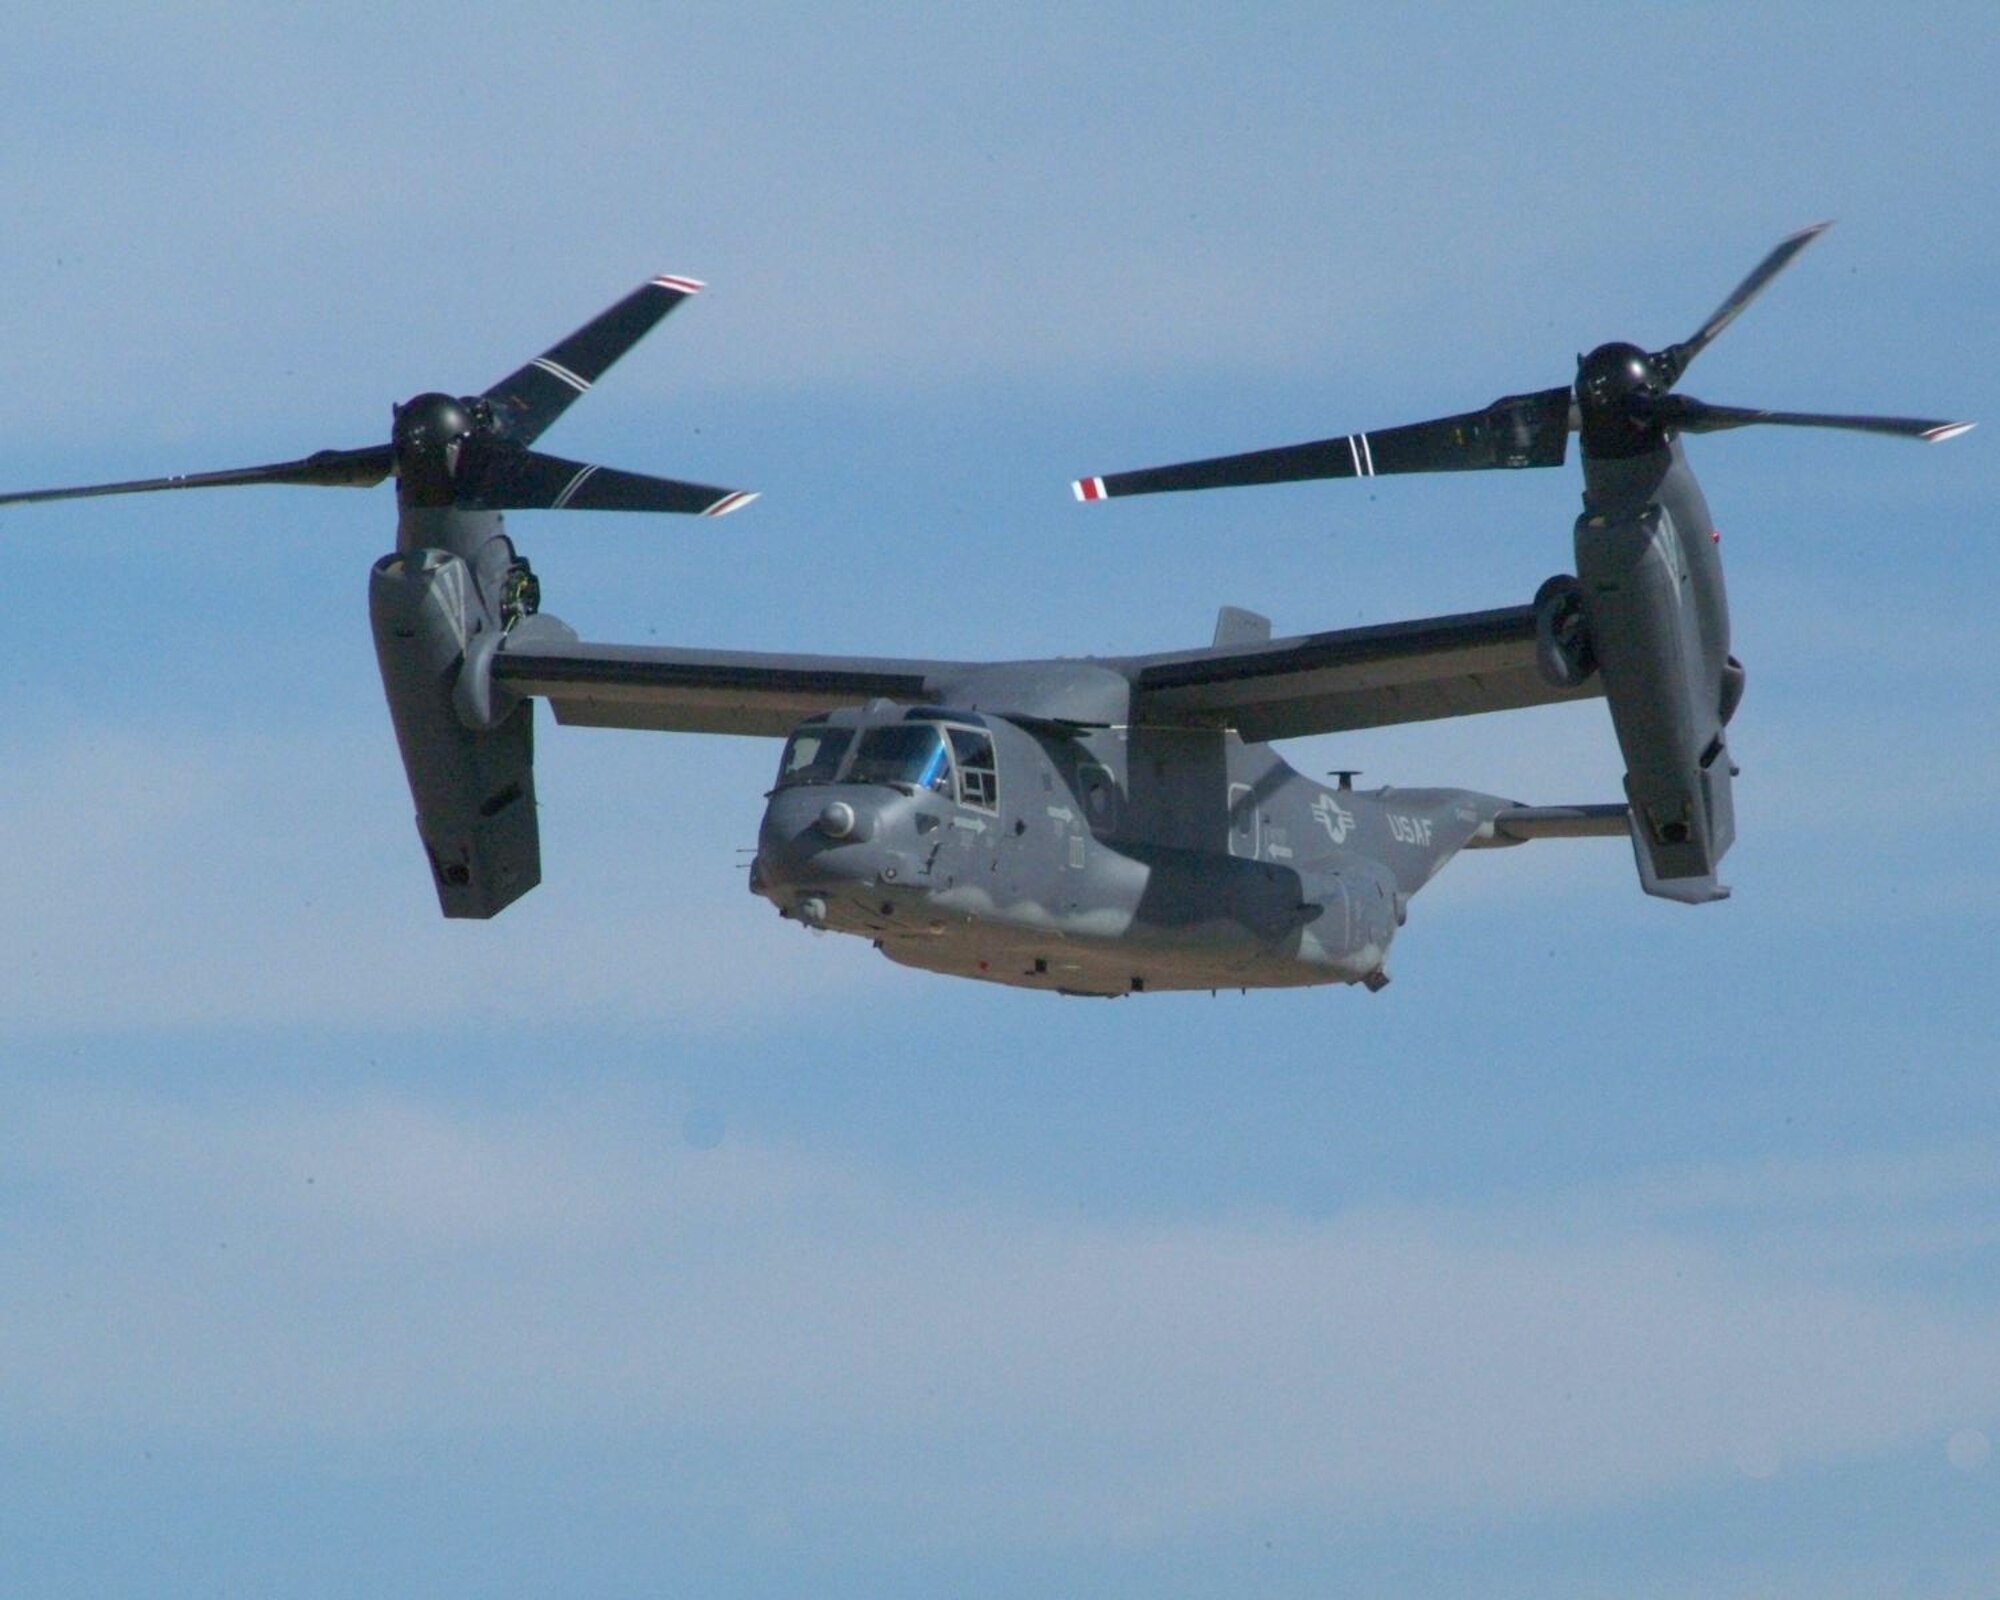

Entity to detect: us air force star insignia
[1312,794,1356,845]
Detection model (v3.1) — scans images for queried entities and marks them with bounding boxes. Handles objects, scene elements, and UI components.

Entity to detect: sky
[1,5,1996,1596]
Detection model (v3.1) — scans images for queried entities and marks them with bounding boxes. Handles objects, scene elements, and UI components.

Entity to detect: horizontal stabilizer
[1482,803,1630,843]
[1471,803,1729,901]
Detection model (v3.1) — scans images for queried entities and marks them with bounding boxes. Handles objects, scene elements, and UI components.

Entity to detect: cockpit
[773,725,853,787]
[848,723,956,793]
[774,710,998,812]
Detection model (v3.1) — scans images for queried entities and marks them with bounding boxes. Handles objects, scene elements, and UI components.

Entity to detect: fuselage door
[1228,782,1260,859]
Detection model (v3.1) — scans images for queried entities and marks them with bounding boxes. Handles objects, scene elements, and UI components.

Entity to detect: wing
[492,604,1598,743]
[490,635,967,736]
[1128,604,1602,740]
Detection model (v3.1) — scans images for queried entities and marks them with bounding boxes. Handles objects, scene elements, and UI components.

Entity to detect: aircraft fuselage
[750,703,1510,995]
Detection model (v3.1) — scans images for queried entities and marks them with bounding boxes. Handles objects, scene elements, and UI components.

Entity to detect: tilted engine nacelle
[369,547,541,918]
[1572,488,1735,903]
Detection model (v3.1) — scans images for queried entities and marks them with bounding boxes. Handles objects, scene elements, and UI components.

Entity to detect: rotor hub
[392,392,477,501]
[1575,342,1670,458]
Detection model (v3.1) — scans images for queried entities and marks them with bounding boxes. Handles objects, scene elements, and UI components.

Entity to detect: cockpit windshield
[848,724,955,795]
[774,726,853,788]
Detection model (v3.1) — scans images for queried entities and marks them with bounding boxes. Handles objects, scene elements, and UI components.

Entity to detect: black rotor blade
[0,443,394,508]
[1658,221,1832,383]
[456,447,756,516]
[1073,387,1571,501]
[1656,396,1974,443]
[480,273,707,446]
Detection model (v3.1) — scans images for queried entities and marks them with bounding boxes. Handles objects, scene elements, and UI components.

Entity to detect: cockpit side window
[948,727,997,811]
[775,726,853,788]
[849,724,955,795]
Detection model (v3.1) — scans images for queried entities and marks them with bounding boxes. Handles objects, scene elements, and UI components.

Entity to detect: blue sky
[2,5,1996,1596]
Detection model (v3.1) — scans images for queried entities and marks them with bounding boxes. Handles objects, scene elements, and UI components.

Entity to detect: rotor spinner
[391,391,486,504]
[1574,341,1672,459]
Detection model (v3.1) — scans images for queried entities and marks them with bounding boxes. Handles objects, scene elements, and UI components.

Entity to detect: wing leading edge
[1127,604,1602,740]
[489,637,961,736]
[489,600,1597,743]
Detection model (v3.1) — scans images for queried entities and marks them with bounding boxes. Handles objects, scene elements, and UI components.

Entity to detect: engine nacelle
[369,548,540,918]
[1572,488,1734,900]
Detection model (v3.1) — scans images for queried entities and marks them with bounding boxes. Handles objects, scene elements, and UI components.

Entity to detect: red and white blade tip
[1924,421,1976,443]
[1073,476,1108,502]
[651,273,706,295]
[703,490,758,517]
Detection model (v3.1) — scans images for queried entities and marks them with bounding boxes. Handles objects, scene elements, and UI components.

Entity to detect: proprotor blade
[456,446,756,515]
[1657,221,1832,383]
[1658,396,1975,442]
[480,273,707,446]
[1072,387,1571,501]
[0,443,393,508]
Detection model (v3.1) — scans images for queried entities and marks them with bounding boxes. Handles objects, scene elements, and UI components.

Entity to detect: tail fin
[1631,820,1730,903]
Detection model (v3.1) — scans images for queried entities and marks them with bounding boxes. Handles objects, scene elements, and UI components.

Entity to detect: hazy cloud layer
[5,1076,1995,1544]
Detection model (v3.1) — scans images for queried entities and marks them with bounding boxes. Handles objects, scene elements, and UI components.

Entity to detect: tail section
[1630,823,1730,903]
[1478,803,1630,843]
[1468,800,1728,903]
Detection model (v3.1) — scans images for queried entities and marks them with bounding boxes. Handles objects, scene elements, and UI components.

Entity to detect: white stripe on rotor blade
[532,357,591,393]
[553,465,599,509]
[652,274,706,294]
[1358,432,1375,475]
[1924,421,1976,442]
[703,490,758,516]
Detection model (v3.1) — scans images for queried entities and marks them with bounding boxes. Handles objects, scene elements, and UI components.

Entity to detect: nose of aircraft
[751,787,916,909]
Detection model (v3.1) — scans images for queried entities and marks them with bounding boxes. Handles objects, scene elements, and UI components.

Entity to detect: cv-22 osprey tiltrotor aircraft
[1,229,1969,996]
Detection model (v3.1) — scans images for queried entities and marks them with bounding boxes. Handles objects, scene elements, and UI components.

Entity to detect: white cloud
[3,1077,1995,1542]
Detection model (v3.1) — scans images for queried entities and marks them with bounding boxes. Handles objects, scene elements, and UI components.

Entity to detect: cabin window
[775,726,852,788]
[948,727,998,811]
